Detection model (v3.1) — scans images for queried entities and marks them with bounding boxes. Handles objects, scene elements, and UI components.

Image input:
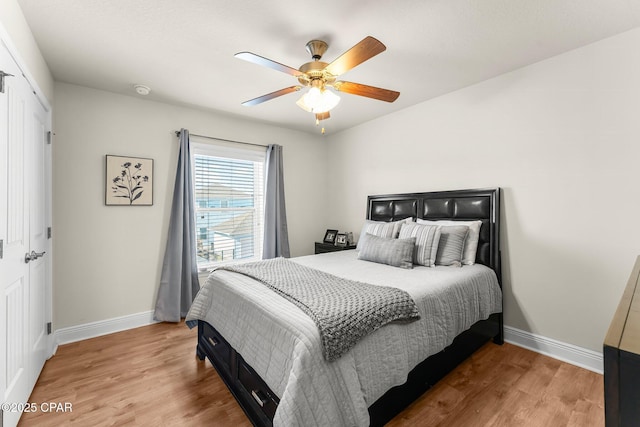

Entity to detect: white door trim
[0,21,51,114]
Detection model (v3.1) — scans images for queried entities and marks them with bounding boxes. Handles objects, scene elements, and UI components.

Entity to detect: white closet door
[0,40,52,427]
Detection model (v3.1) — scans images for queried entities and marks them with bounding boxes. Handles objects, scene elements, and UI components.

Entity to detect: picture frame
[105,155,154,206]
[346,232,354,245]
[323,229,338,244]
[335,233,348,247]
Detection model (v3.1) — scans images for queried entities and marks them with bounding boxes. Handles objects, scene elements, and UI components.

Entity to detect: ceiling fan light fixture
[296,86,340,114]
[295,95,312,113]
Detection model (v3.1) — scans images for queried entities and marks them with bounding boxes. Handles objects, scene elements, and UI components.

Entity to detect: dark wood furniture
[604,255,640,426]
[196,188,503,427]
[314,241,356,254]
[197,322,278,426]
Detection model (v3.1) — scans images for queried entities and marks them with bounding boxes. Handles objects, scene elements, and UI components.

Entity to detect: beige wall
[0,0,54,102]
[326,28,640,352]
[52,83,326,329]
[9,0,639,353]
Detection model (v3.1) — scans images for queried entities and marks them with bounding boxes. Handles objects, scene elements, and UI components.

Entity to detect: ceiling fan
[235,36,400,131]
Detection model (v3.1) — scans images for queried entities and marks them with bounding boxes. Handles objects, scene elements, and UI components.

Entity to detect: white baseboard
[504,326,603,374]
[52,310,159,355]
[49,312,604,374]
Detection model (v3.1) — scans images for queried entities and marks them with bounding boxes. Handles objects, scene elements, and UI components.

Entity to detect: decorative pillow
[435,226,469,267]
[417,219,482,265]
[356,217,413,250]
[398,222,441,267]
[357,233,415,269]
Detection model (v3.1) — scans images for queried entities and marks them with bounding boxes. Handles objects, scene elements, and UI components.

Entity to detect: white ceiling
[17,0,640,134]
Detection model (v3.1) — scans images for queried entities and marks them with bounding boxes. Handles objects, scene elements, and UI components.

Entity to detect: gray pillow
[357,233,416,269]
[435,225,469,267]
[356,218,412,250]
[398,222,441,267]
[417,219,482,265]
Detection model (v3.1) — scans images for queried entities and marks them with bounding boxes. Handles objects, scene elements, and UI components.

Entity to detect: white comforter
[186,250,502,427]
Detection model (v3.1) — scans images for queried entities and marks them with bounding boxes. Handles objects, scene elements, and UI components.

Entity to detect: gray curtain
[154,129,200,322]
[263,144,290,259]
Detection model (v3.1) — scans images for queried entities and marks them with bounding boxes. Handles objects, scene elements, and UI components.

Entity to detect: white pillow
[356,217,413,250]
[416,219,482,265]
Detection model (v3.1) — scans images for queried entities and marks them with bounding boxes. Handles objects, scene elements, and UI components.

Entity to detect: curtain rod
[174,130,268,149]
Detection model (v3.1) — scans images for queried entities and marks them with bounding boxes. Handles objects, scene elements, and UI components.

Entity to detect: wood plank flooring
[18,322,604,426]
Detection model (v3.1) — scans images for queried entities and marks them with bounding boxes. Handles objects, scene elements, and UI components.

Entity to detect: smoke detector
[134,84,151,96]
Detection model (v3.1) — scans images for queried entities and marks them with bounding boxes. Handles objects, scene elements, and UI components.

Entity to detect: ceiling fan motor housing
[298,40,336,87]
[297,61,336,87]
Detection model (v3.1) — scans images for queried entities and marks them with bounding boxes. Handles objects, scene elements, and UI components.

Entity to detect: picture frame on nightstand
[335,233,348,247]
[346,232,354,245]
[323,229,338,244]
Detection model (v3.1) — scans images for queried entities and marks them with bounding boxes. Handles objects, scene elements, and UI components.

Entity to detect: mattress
[186,250,502,426]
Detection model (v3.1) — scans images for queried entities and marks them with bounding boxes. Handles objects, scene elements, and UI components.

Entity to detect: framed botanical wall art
[105,155,153,206]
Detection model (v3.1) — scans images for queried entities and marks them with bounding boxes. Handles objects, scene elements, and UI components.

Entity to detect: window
[192,141,265,270]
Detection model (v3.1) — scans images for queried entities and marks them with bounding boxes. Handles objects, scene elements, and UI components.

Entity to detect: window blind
[192,143,265,269]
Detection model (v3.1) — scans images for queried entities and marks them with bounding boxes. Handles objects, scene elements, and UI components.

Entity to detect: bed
[186,188,503,426]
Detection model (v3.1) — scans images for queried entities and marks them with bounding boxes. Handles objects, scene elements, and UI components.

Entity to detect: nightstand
[314,242,357,254]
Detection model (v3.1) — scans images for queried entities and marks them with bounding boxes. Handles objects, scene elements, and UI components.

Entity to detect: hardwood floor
[18,322,604,426]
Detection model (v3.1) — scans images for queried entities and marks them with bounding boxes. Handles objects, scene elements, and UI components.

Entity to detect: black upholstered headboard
[367,188,501,283]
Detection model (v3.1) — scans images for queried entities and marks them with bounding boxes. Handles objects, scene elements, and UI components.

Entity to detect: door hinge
[0,70,14,94]
[47,322,52,335]
[47,131,53,144]
[47,227,52,239]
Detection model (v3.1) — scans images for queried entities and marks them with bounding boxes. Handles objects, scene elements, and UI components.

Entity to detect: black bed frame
[196,188,503,426]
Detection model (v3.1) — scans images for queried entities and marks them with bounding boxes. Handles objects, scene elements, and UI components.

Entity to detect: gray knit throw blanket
[218,258,420,362]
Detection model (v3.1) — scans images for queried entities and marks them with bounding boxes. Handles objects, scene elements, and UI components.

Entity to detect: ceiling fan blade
[324,36,386,76]
[333,81,400,102]
[315,111,330,121]
[241,86,302,106]
[235,52,304,77]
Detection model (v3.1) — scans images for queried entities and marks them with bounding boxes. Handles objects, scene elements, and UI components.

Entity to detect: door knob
[24,250,46,263]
